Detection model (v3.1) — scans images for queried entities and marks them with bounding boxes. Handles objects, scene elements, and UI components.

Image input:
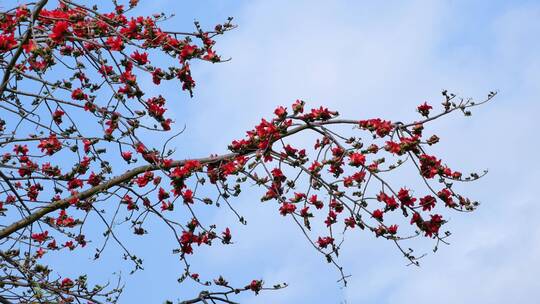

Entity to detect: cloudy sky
[80,1,540,303]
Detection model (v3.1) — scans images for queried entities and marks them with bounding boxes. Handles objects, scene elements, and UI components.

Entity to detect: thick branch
[0,154,232,239]
[0,119,358,239]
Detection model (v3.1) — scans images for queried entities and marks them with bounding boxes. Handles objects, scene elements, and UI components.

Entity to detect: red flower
[180,44,197,61]
[135,142,147,154]
[424,214,444,237]
[324,210,337,227]
[397,188,417,207]
[35,247,45,258]
[352,171,366,183]
[87,172,102,186]
[161,201,173,211]
[106,36,124,51]
[417,102,433,117]
[222,227,232,244]
[119,71,137,93]
[384,141,401,154]
[56,210,75,227]
[178,62,195,93]
[372,209,384,220]
[125,195,138,210]
[291,192,306,202]
[203,49,219,62]
[147,96,167,118]
[420,195,436,211]
[452,171,462,179]
[410,212,423,225]
[68,178,83,190]
[61,278,74,289]
[37,134,62,155]
[437,188,455,207]
[50,21,70,42]
[348,152,366,167]
[308,161,323,173]
[158,187,170,201]
[182,189,194,204]
[184,160,202,171]
[309,195,324,209]
[130,50,149,65]
[83,139,92,153]
[419,154,442,178]
[359,118,393,137]
[77,158,90,174]
[300,206,312,218]
[292,99,304,114]
[247,280,262,294]
[121,151,132,161]
[99,64,114,76]
[304,106,336,121]
[274,106,287,118]
[377,192,399,211]
[16,5,30,20]
[160,118,170,131]
[71,88,87,100]
[344,217,356,228]
[271,168,285,182]
[161,158,173,168]
[31,231,48,243]
[52,109,65,124]
[42,163,61,176]
[22,40,36,53]
[330,199,344,213]
[316,236,334,248]
[27,184,42,201]
[152,68,164,85]
[64,240,76,250]
[388,224,398,234]
[135,171,154,187]
[0,34,17,53]
[279,202,296,216]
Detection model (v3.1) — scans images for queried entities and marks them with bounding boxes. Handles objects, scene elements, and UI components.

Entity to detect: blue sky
[45,1,540,303]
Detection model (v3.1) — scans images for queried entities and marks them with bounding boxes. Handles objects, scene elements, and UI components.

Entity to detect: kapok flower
[50,21,70,42]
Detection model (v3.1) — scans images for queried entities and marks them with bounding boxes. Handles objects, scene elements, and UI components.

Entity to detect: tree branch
[0,119,361,239]
[0,0,49,97]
